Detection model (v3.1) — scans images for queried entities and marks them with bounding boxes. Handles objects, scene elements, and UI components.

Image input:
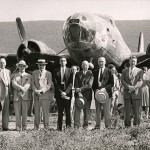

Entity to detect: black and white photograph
[0,0,150,149]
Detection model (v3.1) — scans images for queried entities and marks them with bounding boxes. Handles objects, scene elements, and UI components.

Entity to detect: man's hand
[78,92,83,97]
[98,82,102,87]
[20,87,26,93]
[76,88,81,93]
[61,92,66,97]
[18,91,24,97]
[35,90,41,96]
[128,86,135,93]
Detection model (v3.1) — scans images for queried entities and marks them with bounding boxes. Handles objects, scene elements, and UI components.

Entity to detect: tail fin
[138,32,144,53]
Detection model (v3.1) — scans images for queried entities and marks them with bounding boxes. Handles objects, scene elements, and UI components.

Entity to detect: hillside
[0,20,149,54]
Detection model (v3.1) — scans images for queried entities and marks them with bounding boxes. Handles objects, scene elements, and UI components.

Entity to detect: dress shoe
[16,127,21,132]
[2,128,10,131]
[91,126,100,131]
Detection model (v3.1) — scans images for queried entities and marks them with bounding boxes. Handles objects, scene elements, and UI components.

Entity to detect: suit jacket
[121,67,143,99]
[93,68,114,98]
[53,67,71,98]
[0,68,11,101]
[12,72,32,101]
[74,70,94,101]
[65,73,76,97]
[32,70,52,100]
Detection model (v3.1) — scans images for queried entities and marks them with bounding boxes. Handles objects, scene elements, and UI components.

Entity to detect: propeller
[16,17,32,60]
[16,17,27,43]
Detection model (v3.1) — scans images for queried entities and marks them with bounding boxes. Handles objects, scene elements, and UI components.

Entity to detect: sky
[0,0,150,22]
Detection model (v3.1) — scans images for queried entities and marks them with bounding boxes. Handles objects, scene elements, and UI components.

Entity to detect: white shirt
[129,66,136,78]
[147,69,150,80]
[83,71,87,75]
[61,67,66,84]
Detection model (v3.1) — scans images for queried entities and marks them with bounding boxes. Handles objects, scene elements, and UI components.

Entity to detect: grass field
[0,20,150,54]
[0,114,150,150]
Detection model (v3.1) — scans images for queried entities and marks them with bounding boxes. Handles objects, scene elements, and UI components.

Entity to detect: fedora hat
[95,88,109,103]
[36,59,48,64]
[16,60,28,68]
[75,96,87,109]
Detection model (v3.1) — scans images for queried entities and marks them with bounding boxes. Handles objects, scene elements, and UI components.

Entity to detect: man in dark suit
[65,65,79,121]
[121,56,143,127]
[92,57,114,130]
[53,56,71,131]
[73,60,94,129]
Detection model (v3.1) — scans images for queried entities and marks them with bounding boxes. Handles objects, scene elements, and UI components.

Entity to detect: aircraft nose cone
[69,24,80,43]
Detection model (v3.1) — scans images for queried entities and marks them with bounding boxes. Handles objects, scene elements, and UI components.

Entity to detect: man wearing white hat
[32,59,52,130]
[92,57,114,130]
[12,60,32,131]
[0,58,11,131]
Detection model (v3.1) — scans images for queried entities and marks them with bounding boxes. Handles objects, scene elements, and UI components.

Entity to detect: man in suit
[121,56,143,127]
[0,58,11,131]
[53,56,71,131]
[32,59,52,130]
[12,60,32,131]
[65,65,79,122]
[74,61,94,129]
[92,57,114,130]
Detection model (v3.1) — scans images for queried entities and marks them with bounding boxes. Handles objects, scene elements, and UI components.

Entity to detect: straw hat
[16,60,28,68]
[36,59,48,64]
[95,88,109,103]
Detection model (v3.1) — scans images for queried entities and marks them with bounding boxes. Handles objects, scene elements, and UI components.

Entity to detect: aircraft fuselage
[63,12,132,69]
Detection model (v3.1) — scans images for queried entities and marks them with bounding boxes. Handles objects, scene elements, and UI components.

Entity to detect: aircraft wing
[0,52,76,74]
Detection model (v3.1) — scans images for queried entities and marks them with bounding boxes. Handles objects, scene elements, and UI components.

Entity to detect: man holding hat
[32,59,52,130]
[0,58,11,131]
[12,60,32,131]
[74,60,94,129]
[92,57,114,130]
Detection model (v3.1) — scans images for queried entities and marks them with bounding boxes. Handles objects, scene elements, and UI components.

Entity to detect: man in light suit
[92,57,114,130]
[32,59,52,130]
[0,58,11,131]
[53,56,71,131]
[121,56,143,127]
[73,61,94,129]
[12,60,32,131]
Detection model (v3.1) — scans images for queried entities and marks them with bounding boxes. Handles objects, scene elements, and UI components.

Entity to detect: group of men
[0,55,149,131]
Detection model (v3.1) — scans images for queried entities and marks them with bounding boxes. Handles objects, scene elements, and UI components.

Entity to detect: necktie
[99,68,103,82]
[72,75,75,89]
[130,68,133,79]
[20,74,23,86]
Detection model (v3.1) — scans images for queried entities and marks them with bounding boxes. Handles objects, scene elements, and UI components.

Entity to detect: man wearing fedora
[53,56,71,131]
[121,56,143,127]
[12,60,32,131]
[74,60,94,129]
[32,59,52,130]
[92,57,114,130]
[0,58,11,131]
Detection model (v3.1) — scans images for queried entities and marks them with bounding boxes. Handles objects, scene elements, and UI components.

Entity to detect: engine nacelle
[17,40,56,65]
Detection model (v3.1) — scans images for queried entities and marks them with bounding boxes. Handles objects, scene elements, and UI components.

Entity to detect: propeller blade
[16,17,27,43]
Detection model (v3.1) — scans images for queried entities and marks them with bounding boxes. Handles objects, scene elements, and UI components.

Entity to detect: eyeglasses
[18,65,26,67]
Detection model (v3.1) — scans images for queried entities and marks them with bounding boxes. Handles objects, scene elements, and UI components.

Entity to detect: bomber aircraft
[63,12,150,72]
[1,12,150,73]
